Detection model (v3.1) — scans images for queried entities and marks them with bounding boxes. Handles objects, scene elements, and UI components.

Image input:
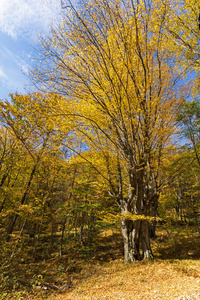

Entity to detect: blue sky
[0,0,62,100]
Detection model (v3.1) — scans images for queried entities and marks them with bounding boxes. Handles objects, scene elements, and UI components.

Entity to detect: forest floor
[1,225,200,299]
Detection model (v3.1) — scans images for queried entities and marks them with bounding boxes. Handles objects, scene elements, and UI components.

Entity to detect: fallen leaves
[54,259,200,300]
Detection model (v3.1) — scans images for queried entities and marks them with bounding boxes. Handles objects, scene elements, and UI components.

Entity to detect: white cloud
[0,45,30,93]
[1,46,29,73]
[0,0,61,40]
[0,66,19,92]
[0,67,8,81]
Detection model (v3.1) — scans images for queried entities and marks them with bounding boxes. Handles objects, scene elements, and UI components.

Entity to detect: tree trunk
[140,220,153,259]
[6,164,36,242]
[121,218,133,263]
[121,217,153,262]
[0,196,7,214]
[60,217,67,257]
[149,198,158,238]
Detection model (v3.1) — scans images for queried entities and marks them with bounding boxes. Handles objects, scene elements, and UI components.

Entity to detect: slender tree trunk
[0,196,7,214]
[10,217,27,260]
[193,209,200,234]
[60,217,67,257]
[0,171,21,215]
[79,224,84,246]
[32,210,44,260]
[6,164,36,242]
[74,215,77,242]
[195,215,200,234]
[6,214,18,242]
[0,172,8,187]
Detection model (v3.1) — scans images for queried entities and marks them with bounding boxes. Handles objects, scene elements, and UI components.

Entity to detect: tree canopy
[28,0,194,261]
[0,0,200,274]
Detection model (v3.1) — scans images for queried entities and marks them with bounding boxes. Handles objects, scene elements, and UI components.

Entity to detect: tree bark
[6,164,36,242]
[121,218,133,263]
[121,217,153,262]
[140,220,153,259]
[149,197,158,238]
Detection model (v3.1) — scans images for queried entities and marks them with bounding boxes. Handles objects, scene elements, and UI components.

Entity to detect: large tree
[30,0,186,261]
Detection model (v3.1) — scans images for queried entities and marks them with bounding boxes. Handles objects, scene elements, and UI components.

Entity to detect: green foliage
[31,274,43,288]
[177,99,200,144]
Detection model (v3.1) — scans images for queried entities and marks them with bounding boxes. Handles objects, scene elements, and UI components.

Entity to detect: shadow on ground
[153,234,200,260]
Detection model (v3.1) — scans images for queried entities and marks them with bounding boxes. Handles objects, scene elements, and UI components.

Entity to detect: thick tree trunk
[140,220,153,259]
[121,218,134,263]
[121,218,153,262]
[120,171,156,262]
[129,219,141,261]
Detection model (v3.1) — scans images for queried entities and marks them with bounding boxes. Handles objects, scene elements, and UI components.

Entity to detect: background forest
[0,0,200,299]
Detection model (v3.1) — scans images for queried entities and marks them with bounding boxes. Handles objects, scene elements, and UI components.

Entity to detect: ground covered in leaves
[54,259,200,300]
[1,225,200,299]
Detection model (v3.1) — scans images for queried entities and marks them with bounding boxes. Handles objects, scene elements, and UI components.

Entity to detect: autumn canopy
[0,0,200,266]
